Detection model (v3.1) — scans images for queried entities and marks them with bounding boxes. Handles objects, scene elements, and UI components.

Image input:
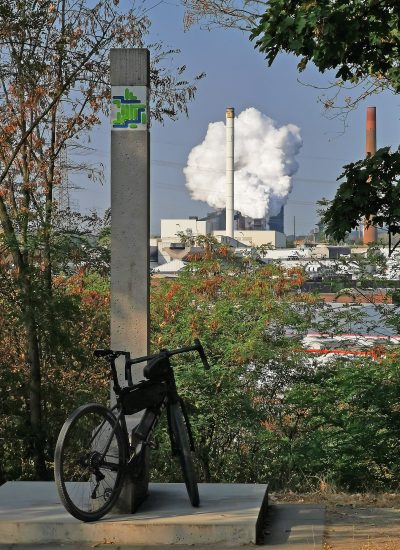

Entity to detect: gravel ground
[274,491,400,550]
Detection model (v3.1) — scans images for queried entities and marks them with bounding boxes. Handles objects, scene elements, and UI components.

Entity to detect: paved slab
[263,504,325,549]
[0,482,268,546]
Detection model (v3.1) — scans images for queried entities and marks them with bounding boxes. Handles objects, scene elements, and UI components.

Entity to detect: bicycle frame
[104,356,195,466]
[55,340,209,522]
[91,339,209,476]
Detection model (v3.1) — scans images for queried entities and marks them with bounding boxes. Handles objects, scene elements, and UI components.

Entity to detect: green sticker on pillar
[111,86,148,130]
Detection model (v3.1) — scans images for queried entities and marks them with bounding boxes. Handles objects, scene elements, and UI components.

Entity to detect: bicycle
[54,338,210,522]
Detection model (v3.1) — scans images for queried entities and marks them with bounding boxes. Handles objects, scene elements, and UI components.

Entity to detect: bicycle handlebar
[126,339,210,370]
[94,339,211,382]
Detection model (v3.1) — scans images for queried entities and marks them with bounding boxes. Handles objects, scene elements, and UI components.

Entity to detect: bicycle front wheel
[54,403,126,522]
[170,402,200,507]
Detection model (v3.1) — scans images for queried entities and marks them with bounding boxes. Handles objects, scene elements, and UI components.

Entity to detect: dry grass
[324,543,400,550]
[272,488,400,509]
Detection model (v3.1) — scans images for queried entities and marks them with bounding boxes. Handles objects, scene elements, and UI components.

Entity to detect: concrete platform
[0,482,268,546]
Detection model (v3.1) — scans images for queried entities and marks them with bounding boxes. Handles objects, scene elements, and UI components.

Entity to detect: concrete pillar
[226,107,235,238]
[363,106,378,245]
[110,48,150,512]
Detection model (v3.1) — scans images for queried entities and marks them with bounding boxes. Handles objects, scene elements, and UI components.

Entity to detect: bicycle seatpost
[94,349,131,393]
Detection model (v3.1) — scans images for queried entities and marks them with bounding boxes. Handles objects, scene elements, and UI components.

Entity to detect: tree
[150,242,317,484]
[182,0,265,31]
[248,0,400,250]
[184,0,399,86]
[323,147,400,255]
[284,354,400,491]
[0,0,203,479]
[150,241,400,490]
[250,0,400,93]
[0,265,111,482]
[185,1,399,105]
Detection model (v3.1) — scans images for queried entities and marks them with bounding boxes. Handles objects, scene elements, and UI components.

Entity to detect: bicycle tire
[169,401,200,507]
[54,403,126,522]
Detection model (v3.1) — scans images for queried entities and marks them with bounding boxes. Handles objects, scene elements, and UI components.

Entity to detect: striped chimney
[226,107,234,238]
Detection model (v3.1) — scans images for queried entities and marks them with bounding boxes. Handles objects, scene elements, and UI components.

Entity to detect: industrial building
[199,207,284,234]
[157,212,286,265]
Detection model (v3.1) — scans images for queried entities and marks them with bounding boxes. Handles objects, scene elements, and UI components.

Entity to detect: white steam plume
[184,108,302,222]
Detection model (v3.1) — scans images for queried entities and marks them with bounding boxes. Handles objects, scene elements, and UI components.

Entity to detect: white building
[212,229,286,248]
[158,218,286,265]
[161,219,208,240]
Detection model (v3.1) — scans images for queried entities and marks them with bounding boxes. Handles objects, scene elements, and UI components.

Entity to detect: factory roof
[162,246,206,261]
[152,259,187,274]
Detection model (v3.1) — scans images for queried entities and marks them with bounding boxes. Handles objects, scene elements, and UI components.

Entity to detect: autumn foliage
[0,0,203,479]
[0,268,110,482]
[149,246,400,491]
[2,232,400,491]
[150,247,316,484]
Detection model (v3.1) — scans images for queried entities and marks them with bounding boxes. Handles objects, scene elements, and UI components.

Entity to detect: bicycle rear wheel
[169,402,199,507]
[54,403,126,522]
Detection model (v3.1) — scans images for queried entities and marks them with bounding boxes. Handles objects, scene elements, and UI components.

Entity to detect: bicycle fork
[167,398,195,455]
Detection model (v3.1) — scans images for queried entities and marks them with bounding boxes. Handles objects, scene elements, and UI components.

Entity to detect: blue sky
[74,1,400,236]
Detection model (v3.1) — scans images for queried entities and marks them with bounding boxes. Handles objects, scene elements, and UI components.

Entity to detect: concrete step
[0,482,268,546]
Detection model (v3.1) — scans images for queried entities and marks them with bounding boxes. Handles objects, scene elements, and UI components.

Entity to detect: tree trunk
[199,449,212,482]
[0,448,5,485]
[21,278,48,480]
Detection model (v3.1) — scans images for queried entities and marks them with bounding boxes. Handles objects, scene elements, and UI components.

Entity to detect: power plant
[161,104,381,262]
[222,104,285,237]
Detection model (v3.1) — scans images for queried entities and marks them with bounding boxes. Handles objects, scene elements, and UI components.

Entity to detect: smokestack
[363,106,378,245]
[226,107,234,238]
[184,108,302,221]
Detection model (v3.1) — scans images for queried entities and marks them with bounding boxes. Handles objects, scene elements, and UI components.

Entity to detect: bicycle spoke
[55,404,125,521]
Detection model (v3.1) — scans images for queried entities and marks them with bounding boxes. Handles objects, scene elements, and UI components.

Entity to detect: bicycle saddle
[144,355,170,381]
